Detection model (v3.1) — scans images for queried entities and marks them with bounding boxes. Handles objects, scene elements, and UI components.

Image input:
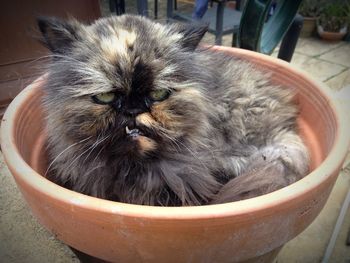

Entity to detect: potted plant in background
[317,1,350,41]
[299,0,323,37]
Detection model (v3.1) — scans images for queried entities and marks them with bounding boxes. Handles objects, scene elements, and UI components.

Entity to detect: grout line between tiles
[322,67,350,83]
[295,41,346,58]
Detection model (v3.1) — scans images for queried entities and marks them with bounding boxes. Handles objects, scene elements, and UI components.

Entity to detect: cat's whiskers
[91,140,108,165]
[46,54,94,68]
[82,164,105,179]
[27,54,82,68]
[64,152,93,177]
[65,134,111,175]
[145,123,182,152]
[172,138,210,172]
[44,136,92,177]
[83,133,110,163]
[152,125,209,171]
[158,130,181,152]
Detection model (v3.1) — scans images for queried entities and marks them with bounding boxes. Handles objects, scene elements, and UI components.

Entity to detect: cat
[38,15,309,206]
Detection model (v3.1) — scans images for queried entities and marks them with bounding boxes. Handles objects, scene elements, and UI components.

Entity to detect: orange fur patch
[136,113,157,127]
[151,103,179,128]
[137,136,157,154]
[79,106,112,136]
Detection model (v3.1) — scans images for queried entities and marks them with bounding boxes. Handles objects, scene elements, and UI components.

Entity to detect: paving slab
[330,186,350,263]
[0,152,78,263]
[296,58,346,82]
[319,43,350,67]
[295,38,345,57]
[289,52,312,67]
[325,69,350,91]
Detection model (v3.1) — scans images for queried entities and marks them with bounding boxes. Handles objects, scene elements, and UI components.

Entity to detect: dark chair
[154,0,177,19]
[109,0,174,19]
[238,0,302,54]
[109,0,303,63]
[167,0,241,45]
[167,0,303,62]
[109,0,125,15]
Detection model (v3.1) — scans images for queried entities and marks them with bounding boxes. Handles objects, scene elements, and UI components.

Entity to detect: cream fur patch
[136,113,157,127]
[100,29,136,62]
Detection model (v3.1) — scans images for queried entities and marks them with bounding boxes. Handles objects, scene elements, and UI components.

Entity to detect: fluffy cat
[38,15,309,206]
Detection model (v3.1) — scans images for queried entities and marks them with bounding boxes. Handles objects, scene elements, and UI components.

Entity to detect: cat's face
[39,15,211,157]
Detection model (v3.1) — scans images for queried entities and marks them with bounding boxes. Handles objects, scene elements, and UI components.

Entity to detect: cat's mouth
[125,126,144,138]
[125,125,155,140]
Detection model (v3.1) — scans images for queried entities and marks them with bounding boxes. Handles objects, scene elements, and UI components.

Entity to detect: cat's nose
[124,108,144,117]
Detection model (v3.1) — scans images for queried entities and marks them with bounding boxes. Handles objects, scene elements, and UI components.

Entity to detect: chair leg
[154,0,158,19]
[137,0,148,16]
[167,0,174,20]
[109,0,115,12]
[174,0,177,10]
[118,0,125,14]
[236,0,241,10]
[215,1,225,45]
[231,32,236,47]
[109,0,125,15]
[277,14,303,62]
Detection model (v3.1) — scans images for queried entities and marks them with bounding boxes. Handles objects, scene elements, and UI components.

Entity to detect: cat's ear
[37,16,82,54]
[173,22,209,50]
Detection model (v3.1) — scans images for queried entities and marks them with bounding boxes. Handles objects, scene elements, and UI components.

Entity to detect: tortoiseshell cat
[38,15,309,206]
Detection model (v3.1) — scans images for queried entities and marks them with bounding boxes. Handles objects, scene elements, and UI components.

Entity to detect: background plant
[299,0,324,17]
[318,0,350,32]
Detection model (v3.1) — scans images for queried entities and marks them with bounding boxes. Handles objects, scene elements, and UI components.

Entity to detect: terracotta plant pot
[317,25,348,41]
[1,46,349,263]
[300,16,318,37]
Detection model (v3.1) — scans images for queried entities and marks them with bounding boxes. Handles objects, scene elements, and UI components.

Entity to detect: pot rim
[1,46,349,220]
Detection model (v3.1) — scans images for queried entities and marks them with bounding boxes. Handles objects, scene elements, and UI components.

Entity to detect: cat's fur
[38,15,309,206]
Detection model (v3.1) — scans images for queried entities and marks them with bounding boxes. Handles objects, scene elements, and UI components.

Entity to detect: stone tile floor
[1,1,350,262]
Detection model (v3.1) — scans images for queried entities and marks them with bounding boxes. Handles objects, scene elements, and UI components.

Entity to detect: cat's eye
[93,92,116,104]
[149,89,170,101]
